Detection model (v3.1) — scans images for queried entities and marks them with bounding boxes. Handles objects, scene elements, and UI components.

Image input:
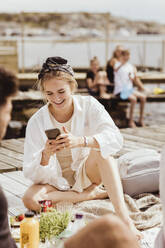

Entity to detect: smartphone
[45,128,61,140]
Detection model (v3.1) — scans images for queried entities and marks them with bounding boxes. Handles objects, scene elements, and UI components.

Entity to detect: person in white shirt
[22,56,141,239]
[114,50,146,128]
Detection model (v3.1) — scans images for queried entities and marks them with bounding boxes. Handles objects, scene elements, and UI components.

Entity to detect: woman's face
[43,78,73,110]
[123,54,130,62]
[115,46,124,58]
[91,61,99,72]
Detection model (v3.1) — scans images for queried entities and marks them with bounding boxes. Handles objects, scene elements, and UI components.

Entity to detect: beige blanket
[73,193,162,231]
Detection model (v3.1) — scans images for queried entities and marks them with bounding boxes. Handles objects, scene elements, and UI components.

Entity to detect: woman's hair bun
[46,57,67,65]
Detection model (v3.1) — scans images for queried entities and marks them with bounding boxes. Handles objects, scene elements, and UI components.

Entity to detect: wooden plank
[0,161,16,172]
[0,174,27,197]
[142,126,165,135]
[121,128,165,142]
[1,139,24,154]
[0,153,22,169]
[0,147,23,160]
[3,171,32,187]
[3,139,24,146]
[8,205,27,217]
[123,140,161,152]
[121,133,164,148]
[3,189,24,209]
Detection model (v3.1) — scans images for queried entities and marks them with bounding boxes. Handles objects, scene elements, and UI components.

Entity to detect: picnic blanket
[73,193,162,231]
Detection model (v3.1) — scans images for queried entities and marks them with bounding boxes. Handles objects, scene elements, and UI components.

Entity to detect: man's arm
[0,187,17,248]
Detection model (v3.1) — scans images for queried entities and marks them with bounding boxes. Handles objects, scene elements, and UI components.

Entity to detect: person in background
[106,45,124,93]
[86,56,111,99]
[113,50,146,128]
[0,66,18,248]
[106,45,146,94]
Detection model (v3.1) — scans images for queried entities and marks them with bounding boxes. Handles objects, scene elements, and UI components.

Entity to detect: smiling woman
[23,56,141,240]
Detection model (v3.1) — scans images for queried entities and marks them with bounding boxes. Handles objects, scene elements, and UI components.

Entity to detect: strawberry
[15,214,25,222]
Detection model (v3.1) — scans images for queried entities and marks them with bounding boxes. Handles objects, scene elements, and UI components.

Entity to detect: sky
[1,0,165,24]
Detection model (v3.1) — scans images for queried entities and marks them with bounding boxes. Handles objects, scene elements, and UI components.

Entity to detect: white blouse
[23,95,123,190]
[114,62,135,95]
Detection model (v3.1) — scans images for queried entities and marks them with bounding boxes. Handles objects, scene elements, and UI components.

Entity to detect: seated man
[0,66,18,247]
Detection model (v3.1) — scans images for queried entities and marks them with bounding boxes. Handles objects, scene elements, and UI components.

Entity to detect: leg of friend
[99,85,111,99]
[134,91,146,126]
[85,149,142,240]
[65,214,140,248]
[23,182,108,211]
[128,94,137,128]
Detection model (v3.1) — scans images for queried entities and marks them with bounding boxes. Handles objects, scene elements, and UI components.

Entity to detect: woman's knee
[22,190,34,209]
[22,184,44,209]
[129,96,137,104]
[95,151,114,162]
[139,95,146,103]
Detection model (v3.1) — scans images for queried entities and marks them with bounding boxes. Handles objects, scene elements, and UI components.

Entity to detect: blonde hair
[121,49,130,56]
[37,70,78,93]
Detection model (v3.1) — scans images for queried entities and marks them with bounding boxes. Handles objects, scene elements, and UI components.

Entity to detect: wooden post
[143,40,146,69]
[20,12,25,73]
[105,13,110,67]
[161,40,165,72]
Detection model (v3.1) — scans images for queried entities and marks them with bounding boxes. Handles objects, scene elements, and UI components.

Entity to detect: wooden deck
[0,124,164,216]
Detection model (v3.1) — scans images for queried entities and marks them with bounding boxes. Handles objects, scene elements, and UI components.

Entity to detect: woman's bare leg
[99,85,111,99]
[23,183,107,211]
[22,184,56,211]
[134,90,146,126]
[85,149,142,240]
[128,94,137,128]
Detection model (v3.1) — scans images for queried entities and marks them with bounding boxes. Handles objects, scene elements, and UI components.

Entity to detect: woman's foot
[128,120,137,128]
[138,120,145,127]
[85,184,108,200]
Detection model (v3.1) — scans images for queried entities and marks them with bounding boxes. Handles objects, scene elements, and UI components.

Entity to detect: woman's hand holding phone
[41,127,84,166]
[55,127,84,149]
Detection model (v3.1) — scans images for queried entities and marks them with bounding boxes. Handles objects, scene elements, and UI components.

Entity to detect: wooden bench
[17,71,165,90]
[11,89,165,130]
